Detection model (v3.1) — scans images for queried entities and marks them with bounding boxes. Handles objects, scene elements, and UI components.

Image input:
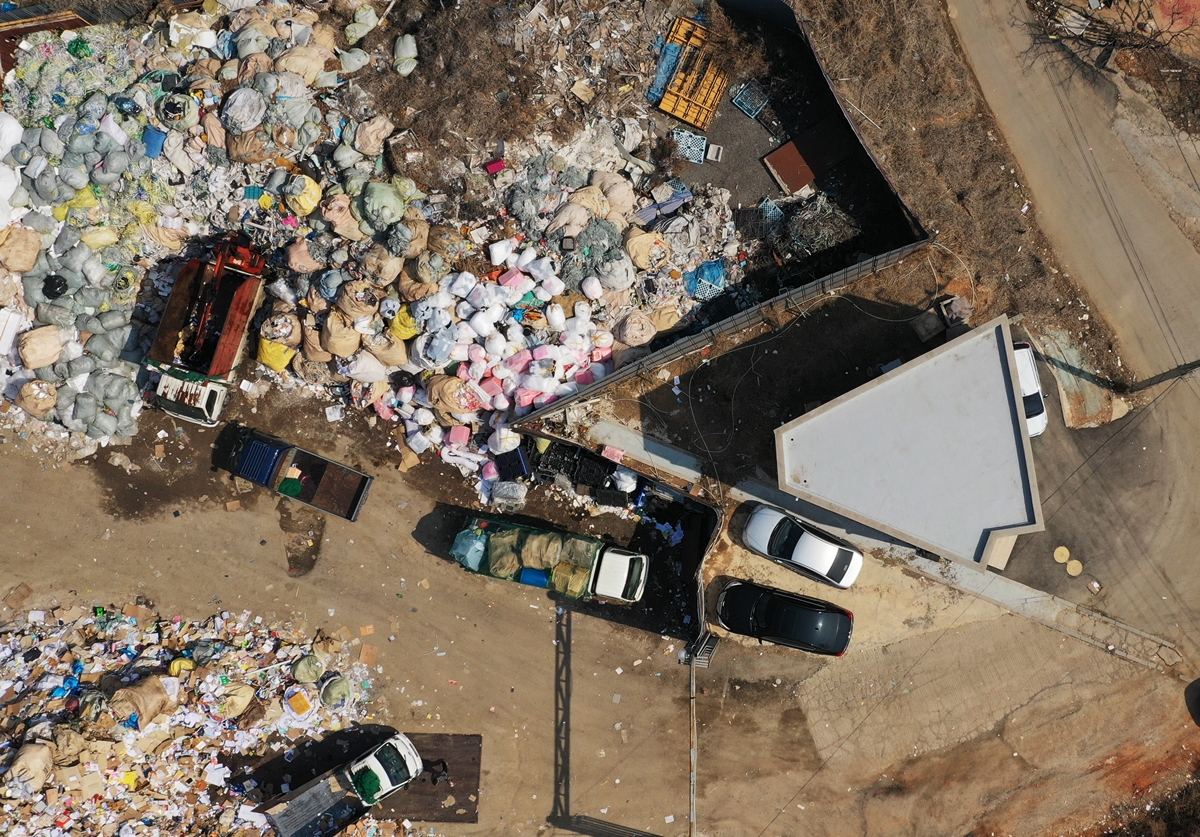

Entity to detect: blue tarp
[646,39,682,104]
[684,260,726,301]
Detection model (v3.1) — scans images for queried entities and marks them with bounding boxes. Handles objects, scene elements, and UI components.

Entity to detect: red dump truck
[146,235,266,426]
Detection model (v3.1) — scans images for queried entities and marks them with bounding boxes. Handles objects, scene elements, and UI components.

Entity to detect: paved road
[947,0,1200,668]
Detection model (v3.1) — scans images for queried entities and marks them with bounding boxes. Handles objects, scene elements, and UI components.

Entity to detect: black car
[716,580,853,656]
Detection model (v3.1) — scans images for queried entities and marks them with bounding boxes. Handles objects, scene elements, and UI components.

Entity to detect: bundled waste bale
[108,676,172,731]
[16,380,57,418]
[320,309,361,357]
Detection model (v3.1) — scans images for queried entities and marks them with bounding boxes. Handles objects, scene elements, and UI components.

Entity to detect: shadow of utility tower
[549,607,663,837]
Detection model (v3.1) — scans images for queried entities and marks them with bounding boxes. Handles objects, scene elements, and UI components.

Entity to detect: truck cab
[346,734,423,805]
[153,374,227,428]
[590,546,647,603]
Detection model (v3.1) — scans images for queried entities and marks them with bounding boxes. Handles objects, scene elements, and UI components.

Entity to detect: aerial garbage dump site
[0,2,765,832]
[0,601,400,836]
[0,0,748,498]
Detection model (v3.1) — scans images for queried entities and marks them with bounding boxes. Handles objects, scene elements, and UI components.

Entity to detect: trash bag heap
[0,601,379,836]
[0,1,746,494]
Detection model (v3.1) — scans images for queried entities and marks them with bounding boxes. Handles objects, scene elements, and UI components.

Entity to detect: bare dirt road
[3,424,1196,837]
[946,0,1200,377]
[941,0,1200,671]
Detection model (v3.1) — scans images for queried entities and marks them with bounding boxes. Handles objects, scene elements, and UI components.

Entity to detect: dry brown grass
[356,1,545,171]
[788,0,1134,383]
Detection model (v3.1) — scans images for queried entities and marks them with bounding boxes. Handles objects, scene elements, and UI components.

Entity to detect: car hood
[743,506,786,555]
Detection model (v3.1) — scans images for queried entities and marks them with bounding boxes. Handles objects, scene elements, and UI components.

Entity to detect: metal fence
[515,236,930,429]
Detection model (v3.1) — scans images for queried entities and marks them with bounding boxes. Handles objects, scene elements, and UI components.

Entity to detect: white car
[741,504,864,589]
[346,733,423,806]
[1013,342,1048,437]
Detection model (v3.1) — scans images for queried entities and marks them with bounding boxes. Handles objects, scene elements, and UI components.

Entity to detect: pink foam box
[456,363,472,381]
[574,368,596,386]
[505,349,533,373]
[600,445,624,463]
[531,345,554,361]
[515,387,539,407]
[479,377,503,397]
[591,347,612,363]
[498,267,524,287]
[446,425,471,447]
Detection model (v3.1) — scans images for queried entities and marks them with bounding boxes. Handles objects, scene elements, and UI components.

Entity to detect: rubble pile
[0,600,378,836]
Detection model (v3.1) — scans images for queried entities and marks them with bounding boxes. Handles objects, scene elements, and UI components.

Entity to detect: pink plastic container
[505,349,533,373]
[498,267,525,287]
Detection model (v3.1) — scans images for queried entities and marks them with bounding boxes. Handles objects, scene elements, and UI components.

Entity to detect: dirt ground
[764,0,1132,387]
[3,425,1197,836]
[607,291,933,486]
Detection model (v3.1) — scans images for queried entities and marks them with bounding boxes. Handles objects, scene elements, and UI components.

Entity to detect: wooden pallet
[374,733,483,824]
[657,17,729,131]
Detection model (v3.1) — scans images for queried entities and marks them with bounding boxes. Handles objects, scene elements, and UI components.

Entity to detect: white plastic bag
[393,34,418,76]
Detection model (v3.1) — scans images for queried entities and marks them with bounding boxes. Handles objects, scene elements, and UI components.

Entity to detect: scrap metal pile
[0,597,384,836]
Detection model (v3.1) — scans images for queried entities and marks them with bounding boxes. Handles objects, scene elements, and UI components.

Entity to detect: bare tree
[1028,0,1198,53]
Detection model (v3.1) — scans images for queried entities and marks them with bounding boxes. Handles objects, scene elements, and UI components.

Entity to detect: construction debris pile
[0,598,380,836]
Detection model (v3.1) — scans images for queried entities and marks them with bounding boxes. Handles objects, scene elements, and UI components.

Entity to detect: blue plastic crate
[732,80,769,119]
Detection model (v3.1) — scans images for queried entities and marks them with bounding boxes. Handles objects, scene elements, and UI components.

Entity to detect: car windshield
[621,556,644,600]
[827,548,854,583]
[373,744,412,786]
[767,517,803,560]
[1023,393,1045,419]
[762,599,845,651]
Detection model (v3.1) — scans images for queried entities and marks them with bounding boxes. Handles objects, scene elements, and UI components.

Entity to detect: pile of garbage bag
[0,2,421,444]
[0,1,747,503]
[0,599,378,836]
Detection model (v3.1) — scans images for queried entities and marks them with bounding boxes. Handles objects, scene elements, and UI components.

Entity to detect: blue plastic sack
[684,259,726,301]
[647,41,682,104]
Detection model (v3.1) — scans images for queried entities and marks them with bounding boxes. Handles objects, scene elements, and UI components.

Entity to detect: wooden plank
[373,733,482,824]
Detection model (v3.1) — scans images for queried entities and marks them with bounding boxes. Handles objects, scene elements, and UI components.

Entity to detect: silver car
[741,504,864,589]
[1013,342,1048,437]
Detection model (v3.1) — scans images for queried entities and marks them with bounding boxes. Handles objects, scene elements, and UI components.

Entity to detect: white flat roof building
[774,316,1043,569]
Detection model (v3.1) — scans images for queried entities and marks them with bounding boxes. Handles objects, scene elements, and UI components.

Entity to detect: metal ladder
[683,631,719,669]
